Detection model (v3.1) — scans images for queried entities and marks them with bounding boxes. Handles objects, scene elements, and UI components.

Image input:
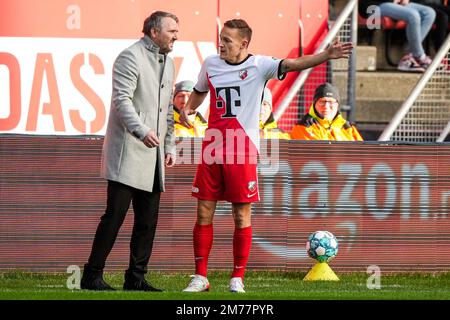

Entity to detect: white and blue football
[306,231,338,263]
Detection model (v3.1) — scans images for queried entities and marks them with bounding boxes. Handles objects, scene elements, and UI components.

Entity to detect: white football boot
[229,277,245,293]
[183,274,210,292]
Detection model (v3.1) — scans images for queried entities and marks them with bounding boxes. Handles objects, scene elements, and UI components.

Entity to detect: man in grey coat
[80,11,178,291]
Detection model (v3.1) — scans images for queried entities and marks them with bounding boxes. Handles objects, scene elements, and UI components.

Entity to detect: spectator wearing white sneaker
[359,0,436,72]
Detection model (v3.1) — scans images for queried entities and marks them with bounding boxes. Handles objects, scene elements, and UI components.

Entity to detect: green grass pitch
[1,270,450,300]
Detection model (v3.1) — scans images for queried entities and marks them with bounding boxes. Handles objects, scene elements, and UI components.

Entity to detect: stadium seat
[358,14,407,67]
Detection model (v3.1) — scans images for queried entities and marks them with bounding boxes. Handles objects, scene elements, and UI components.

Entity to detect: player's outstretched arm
[179,90,208,128]
[281,38,353,74]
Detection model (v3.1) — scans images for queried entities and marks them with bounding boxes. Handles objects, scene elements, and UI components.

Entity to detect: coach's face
[219,26,248,63]
[151,17,178,54]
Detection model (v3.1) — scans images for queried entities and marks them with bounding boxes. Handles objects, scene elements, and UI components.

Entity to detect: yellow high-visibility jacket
[290,106,363,141]
[174,107,208,138]
[260,117,291,140]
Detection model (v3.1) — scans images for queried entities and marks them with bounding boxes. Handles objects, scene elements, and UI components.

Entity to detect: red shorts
[191,162,259,203]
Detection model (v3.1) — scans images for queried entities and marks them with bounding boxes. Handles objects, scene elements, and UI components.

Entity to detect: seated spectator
[290,83,363,141]
[260,87,290,139]
[173,80,208,137]
[414,0,450,52]
[359,0,436,72]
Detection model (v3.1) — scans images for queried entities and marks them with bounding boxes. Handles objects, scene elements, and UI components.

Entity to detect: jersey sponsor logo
[215,86,241,118]
[239,69,248,80]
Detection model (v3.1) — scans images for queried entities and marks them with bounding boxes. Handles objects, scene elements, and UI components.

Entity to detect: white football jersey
[195,54,284,157]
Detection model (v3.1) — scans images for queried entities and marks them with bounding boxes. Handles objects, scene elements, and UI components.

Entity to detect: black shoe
[81,277,116,291]
[80,265,115,291]
[123,278,163,292]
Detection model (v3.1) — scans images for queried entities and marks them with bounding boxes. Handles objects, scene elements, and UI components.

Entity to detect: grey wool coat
[101,35,176,192]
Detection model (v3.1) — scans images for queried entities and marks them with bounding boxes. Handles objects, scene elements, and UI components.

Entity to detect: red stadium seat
[380,16,407,30]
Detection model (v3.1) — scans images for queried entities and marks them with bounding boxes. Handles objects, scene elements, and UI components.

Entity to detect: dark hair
[142,11,179,36]
[224,19,252,43]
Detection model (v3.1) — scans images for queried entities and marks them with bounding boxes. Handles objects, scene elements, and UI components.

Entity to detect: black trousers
[86,177,161,280]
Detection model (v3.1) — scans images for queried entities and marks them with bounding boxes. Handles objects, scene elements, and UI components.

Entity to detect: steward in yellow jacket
[260,87,290,139]
[174,106,208,137]
[290,83,363,141]
[172,80,208,138]
[260,114,291,139]
[290,106,363,140]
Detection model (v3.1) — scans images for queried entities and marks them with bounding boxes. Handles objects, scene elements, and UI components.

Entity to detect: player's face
[260,100,272,124]
[314,97,339,121]
[152,17,178,54]
[219,27,248,63]
[173,91,191,109]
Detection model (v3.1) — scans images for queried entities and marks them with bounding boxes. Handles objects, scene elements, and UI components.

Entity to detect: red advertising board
[1,136,449,272]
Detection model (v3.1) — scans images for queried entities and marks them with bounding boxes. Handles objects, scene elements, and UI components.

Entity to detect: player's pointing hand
[326,37,354,59]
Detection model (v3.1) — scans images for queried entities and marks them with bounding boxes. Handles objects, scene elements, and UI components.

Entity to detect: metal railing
[378,33,450,142]
[273,0,358,127]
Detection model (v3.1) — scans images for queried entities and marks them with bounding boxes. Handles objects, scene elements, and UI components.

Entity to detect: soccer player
[179,19,353,293]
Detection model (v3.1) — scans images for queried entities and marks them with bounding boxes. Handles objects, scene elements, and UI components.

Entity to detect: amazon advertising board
[1,137,449,272]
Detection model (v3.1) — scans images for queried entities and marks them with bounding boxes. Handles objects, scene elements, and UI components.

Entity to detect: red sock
[193,223,213,277]
[232,226,252,279]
